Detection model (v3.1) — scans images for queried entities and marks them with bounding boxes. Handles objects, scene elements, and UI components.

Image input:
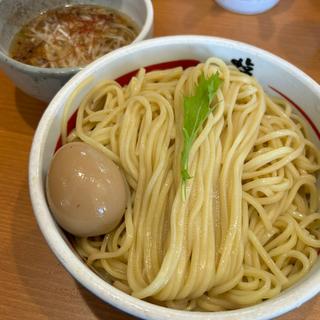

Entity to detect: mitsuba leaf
[181,72,221,198]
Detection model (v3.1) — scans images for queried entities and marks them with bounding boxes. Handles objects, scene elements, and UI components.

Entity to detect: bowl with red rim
[0,0,153,102]
[29,35,320,319]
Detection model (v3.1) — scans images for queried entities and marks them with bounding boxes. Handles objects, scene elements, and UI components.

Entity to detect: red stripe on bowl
[116,59,199,86]
[269,86,320,140]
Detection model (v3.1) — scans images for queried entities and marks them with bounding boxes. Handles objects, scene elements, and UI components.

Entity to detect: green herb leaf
[181,72,221,198]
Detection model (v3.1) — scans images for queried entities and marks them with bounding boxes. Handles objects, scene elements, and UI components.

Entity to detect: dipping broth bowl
[0,0,153,102]
[29,35,320,319]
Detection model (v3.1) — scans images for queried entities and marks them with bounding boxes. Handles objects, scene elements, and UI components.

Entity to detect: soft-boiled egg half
[46,142,128,237]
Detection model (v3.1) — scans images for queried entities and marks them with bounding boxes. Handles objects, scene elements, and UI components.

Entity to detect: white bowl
[0,0,153,102]
[215,0,279,15]
[29,35,320,320]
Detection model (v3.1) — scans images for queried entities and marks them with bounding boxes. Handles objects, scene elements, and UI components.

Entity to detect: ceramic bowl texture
[0,0,153,102]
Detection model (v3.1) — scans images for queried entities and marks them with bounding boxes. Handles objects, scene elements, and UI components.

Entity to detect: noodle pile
[63,57,320,311]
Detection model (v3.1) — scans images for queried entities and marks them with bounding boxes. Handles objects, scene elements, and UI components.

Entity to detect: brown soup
[9,4,139,68]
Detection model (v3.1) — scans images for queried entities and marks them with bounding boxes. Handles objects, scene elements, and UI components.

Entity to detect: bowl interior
[30,36,320,320]
[0,0,149,55]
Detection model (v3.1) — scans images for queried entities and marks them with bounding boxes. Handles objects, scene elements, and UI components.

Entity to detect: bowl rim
[29,35,320,320]
[0,0,154,74]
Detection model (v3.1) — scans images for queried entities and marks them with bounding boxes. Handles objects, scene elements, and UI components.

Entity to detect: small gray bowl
[0,0,153,102]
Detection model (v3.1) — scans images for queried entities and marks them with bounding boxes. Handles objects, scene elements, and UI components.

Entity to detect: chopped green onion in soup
[10,4,139,68]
